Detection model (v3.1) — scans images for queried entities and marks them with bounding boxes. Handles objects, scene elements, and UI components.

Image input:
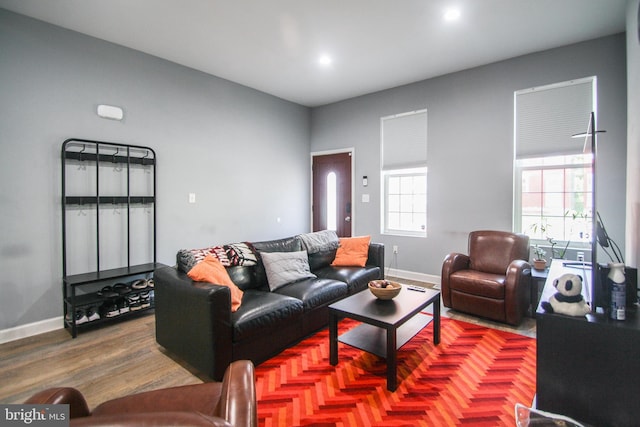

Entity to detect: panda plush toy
[541,273,591,317]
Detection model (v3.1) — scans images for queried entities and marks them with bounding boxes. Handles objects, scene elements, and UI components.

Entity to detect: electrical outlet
[577,252,585,262]
[393,245,398,254]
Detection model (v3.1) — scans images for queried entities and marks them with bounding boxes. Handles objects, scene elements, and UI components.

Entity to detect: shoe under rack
[64,277,156,334]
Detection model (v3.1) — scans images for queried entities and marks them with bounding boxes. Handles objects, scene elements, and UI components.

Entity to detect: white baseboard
[0,316,64,345]
[386,268,441,288]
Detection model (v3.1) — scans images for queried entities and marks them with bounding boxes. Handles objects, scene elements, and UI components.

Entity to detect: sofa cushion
[225,265,259,291]
[187,255,244,312]
[298,230,339,254]
[315,265,382,294]
[331,236,371,267]
[449,270,505,299]
[299,230,340,271]
[252,237,304,291]
[274,278,348,310]
[308,249,338,271]
[176,242,257,273]
[252,236,302,253]
[231,290,304,342]
[260,250,316,291]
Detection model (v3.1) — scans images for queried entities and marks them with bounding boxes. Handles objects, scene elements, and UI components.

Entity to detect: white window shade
[381,109,427,169]
[515,78,595,159]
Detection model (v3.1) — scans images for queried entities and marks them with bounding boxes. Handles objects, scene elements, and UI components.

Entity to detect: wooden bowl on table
[368,280,402,300]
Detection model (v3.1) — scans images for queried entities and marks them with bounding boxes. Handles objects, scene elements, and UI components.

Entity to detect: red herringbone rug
[255,317,536,427]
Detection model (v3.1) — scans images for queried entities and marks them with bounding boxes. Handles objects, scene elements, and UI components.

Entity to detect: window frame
[381,167,428,238]
[514,154,593,250]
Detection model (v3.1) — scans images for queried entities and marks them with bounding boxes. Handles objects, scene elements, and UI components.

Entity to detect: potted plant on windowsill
[529,211,588,261]
[532,245,547,271]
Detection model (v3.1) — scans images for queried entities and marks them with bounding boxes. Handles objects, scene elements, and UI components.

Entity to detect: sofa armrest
[504,259,532,325]
[154,266,234,380]
[366,243,385,277]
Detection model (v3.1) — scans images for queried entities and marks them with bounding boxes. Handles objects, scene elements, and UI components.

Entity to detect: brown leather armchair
[24,360,257,427]
[441,230,531,326]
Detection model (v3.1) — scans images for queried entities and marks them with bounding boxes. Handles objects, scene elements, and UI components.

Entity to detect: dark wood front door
[312,152,352,237]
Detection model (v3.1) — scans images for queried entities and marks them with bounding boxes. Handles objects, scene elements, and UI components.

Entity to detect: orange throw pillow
[331,236,371,267]
[187,255,243,312]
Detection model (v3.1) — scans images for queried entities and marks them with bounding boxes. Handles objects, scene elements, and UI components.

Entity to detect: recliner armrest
[24,387,91,419]
[504,259,532,292]
[504,259,532,324]
[215,360,257,427]
[506,259,531,277]
[441,253,471,307]
[442,253,470,276]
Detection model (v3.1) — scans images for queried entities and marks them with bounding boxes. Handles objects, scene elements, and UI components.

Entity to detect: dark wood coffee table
[329,284,440,391]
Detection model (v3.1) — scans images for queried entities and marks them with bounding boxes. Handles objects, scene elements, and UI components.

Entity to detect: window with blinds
[381,110,427,237]
[381,109,427,169]
[515,77,595,159]
[514,77,596,248]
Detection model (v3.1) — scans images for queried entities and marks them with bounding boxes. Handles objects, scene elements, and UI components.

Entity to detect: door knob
[345,216,351,222]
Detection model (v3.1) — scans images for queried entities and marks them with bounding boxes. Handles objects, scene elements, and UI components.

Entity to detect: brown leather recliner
[441,230,531,326]
[24,360,257,427]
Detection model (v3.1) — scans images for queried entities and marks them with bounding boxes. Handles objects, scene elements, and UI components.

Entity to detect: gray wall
[0,9,311,330]
[311,34,628,277]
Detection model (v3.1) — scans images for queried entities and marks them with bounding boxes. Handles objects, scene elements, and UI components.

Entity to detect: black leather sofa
[154,234,384,380]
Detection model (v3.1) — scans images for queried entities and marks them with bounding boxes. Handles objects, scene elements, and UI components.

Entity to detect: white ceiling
[0,0,628,107]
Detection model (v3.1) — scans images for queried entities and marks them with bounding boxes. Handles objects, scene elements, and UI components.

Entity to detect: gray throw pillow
[261,250,316,291]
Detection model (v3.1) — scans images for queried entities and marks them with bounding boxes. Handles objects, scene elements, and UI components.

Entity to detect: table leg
[330,312,338,366]
[386,327,397,391]
[433,297,441,345]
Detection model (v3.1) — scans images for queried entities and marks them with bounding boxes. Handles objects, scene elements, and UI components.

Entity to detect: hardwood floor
[0,313,204,408]
[0,277,536,408]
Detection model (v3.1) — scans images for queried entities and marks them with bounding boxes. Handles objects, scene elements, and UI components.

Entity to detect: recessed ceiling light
[318,54,332,66]
[444,8,461,22]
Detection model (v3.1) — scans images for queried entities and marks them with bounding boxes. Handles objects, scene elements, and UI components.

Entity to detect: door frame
[310,148,355,235]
